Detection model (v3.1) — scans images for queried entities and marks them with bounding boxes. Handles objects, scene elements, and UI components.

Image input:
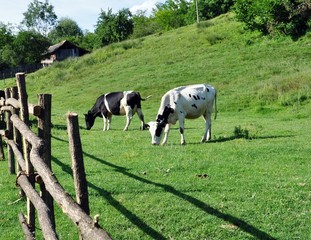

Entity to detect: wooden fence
[0,73,112,240]
[0,63,42,80]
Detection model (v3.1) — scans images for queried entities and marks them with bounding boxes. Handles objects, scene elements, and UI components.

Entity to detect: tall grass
[1,13,310,239]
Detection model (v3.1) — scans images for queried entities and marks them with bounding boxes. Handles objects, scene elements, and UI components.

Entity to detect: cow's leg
[178,114,186,145]
[123,107,133,131]
[106,114,112,130]
[136,108,146,130]
[103,116,108,131]
[201,110,212,142]
[102,113,112,131]
[161,124,171,145]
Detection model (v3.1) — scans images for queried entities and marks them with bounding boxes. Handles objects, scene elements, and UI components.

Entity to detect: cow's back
[173,84,215,119]
[104,92,124,115]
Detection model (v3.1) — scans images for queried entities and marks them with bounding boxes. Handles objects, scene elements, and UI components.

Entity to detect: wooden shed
[41,40,89,66]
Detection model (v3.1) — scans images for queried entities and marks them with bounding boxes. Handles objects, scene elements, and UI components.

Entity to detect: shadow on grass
[208,134,294,143]
[83,151,276,240]
[51,153,166,239]
[51,135,278,239]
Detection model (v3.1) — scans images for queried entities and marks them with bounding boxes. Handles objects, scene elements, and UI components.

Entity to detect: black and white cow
[84,91,150,131]
[147,84,217,145]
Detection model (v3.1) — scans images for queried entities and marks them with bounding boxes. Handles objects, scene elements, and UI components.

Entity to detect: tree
[0,23,15,69]
[49,18,83,43]
[153,0,190,31]
[80,31,97,51]
[185,0,235,24]
[13,31,51,66]
[131,10,160,38]
[234,0,311,39]
[22,0,57,36]
[95,8,133,47]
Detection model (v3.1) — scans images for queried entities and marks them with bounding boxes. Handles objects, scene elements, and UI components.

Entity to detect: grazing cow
[84,91,150,131]
[147,84,217,145]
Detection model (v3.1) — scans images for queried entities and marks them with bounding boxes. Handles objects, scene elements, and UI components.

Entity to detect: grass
[0,13,310,239]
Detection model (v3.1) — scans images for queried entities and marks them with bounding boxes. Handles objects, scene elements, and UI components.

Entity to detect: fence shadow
[51,153,166,239]
[82,151,276,240]
[51,135,276,239]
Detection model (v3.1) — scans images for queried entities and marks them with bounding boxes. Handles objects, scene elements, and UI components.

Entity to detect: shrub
[234,0,311,39]
[234,125,249,139]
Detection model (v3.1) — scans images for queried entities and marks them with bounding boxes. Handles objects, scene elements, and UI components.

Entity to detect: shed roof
[44,40,89,55]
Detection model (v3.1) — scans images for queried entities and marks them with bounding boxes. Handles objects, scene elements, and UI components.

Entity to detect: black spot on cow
[179,127,184,134]
[193,95,198,100]
[157,106,174,125]
[192,104,198,109]
[206,87,209,92]
[197,95,200,100]
[189,94,192,98]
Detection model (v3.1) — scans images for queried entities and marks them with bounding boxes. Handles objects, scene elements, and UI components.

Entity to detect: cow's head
[147,106,174,145]
[84,111,95,130]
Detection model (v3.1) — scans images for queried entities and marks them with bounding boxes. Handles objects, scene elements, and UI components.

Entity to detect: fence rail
[0,73,111,239]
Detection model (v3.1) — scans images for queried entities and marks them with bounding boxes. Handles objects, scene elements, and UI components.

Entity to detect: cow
[147,84,217,145]
[84,91,150,131]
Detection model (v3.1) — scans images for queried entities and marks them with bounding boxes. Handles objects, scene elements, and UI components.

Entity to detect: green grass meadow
[0,14,310,239]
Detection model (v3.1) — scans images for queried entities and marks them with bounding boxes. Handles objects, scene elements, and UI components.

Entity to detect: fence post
[0,87,4,160]
[37,94,55,230]
[5,88,15,174]
[12,86,25,197]
[67,112,90,216]
[16,72,35,234]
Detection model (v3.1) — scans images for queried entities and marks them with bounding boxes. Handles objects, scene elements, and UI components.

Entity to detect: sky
[0,0,165,32]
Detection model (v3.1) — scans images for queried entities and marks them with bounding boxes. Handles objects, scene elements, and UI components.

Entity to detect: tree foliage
[13,31,51,66]
[95,8,133,47]
[48,18,83,44]
[0,28,51,70]
[234,0,311,39]
[0,23,15,69]
[22,0,57,36]
[131,10,160,39]
[197,0,235,20]
[153,0,191,30]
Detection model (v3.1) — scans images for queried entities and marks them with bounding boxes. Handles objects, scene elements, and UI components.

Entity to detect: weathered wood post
[16,72,35,234]
[4,88,14,174]
[0,87,5,161]
[67,112,90,215]
[0,134,4,160]
[11,87,23,168]
[12,86,25,197]
[37,93,55,230]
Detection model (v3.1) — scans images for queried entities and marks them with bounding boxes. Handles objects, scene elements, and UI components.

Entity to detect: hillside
[3,13,310,120]
[1,13,310,239]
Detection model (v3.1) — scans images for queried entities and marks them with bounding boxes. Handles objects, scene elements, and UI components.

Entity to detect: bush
[234,0,311,39]
[234,125,249,139]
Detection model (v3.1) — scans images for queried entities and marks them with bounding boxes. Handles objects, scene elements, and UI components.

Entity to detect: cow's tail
[214,90,217,120]
[141,95,152,101]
